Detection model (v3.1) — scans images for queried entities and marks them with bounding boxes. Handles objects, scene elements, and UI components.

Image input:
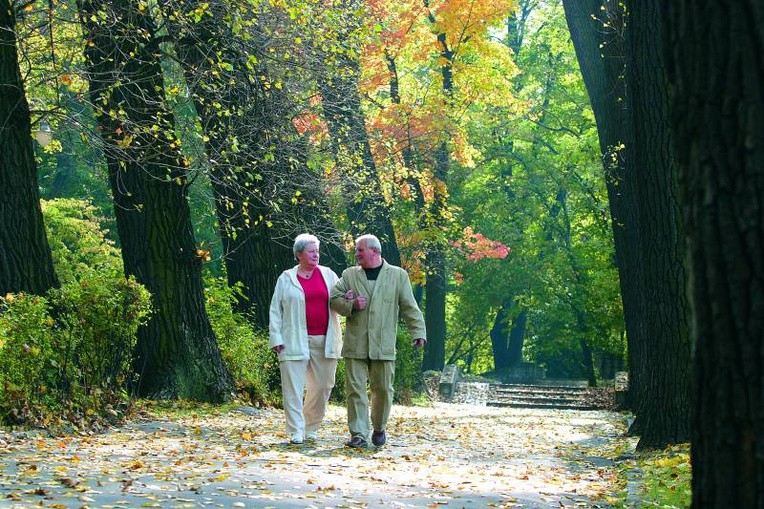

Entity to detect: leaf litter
[0,402,633,508]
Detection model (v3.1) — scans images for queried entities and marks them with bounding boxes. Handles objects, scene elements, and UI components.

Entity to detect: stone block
[614,371,629,408]
[439,364,462,401]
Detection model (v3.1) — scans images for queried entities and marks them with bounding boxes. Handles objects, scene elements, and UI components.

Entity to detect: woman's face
[297,242,320,268]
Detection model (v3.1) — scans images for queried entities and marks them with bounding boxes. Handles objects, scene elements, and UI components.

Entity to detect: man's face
[355,240,377,268]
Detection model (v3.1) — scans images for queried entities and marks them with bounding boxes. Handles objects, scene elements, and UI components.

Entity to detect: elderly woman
[268,233,343,444]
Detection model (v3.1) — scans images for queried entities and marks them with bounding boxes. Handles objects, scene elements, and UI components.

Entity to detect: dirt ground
[0,402,635,508]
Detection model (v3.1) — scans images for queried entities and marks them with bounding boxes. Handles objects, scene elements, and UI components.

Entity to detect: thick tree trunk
[562,0,645,409]
[0,0,58,296]
[422,247,446,370]
[77,0,231,401]
[664,2,764,506]
[420,18,456,371]
[627,0,691,449]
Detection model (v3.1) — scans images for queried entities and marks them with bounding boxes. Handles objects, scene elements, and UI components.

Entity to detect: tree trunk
[507,307,527,367]
[562,0,645,408]
[490,300,527,370]
[77,0,232,401]
[0,0,58,296]
[626,0,691,449]
[422,246,446,370]
[490,300,512,369]
[420,15,456,370]
[664,2,764,506]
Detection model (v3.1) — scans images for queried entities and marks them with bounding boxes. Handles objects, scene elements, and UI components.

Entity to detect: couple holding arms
[268,233,426,448]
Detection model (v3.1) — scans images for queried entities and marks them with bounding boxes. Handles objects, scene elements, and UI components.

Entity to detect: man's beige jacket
[330,261,426,361]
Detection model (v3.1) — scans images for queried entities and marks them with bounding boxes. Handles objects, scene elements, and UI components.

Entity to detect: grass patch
[635,443,691,508]
[135,399,243,419]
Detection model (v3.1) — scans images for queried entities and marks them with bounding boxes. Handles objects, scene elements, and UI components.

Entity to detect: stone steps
[486,383,608,411]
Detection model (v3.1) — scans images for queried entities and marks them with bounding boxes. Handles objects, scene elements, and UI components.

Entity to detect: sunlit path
[0,403,632,508]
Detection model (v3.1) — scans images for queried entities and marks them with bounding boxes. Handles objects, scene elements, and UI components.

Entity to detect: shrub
[0,293,57,425]
[394,326,423,404]
[204,278,281,406]
[0,199,152,430]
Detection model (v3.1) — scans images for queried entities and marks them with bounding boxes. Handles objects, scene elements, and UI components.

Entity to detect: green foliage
[0,199,152,430]
[445,0,625,378]
[204,277,281,406]
[329,358,347,403]
[394,326,423,404]
[42,199,123,282]
[0,293,57,425]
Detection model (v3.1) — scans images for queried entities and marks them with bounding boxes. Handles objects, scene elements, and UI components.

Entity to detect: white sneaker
[290,434,304,444]
[306,431,318,441]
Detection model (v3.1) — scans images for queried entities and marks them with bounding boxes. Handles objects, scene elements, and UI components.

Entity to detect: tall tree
[419,0,453,371]
[163,0,345,328]
[565,0,691,447]
[313,0,402,266]
[417,0,516,371]
[562,0,644,405]
[76,0,232,401]
[664,1,764,506]
[626,0,691,448]
[0,0,58,296]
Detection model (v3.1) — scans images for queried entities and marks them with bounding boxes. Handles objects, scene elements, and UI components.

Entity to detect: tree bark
[77,0,232,401]
[626,0,691,449]
[0,0,58,296]
[664,1,764,506]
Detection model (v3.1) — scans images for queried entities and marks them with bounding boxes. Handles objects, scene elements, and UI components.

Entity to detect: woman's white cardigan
[268,265,343,361]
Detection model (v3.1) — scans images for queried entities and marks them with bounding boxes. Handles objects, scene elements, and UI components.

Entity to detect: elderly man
[330,234,426,448]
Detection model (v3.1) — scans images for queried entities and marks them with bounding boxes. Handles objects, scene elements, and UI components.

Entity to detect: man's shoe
[290,433,304,445]
[306,431,318,442]
[345,436,368,448]
[371,430,387,446]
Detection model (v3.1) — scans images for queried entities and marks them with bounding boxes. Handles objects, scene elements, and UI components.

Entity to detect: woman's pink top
[297,269,329,335]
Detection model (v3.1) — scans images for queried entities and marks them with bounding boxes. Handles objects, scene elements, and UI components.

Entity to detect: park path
[0,402,634,508]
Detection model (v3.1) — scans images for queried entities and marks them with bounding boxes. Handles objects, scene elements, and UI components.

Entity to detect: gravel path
[0,402,633,508]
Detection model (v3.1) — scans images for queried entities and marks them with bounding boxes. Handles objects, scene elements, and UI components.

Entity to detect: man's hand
[413,338,426,348]
[272,345,285,354]
[353,295,368,310]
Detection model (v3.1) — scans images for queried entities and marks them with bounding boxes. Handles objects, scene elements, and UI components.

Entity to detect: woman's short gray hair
[355,234,382,253]
[293,233,319,260]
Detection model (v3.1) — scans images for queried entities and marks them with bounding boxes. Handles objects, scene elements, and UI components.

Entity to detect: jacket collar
[356,260,388,294]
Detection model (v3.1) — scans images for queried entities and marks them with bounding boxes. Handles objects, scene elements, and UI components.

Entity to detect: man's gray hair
[356,234,382,253]
[293,233,320,260]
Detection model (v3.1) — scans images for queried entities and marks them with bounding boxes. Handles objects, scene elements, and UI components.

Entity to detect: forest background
[2,0,762,506]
